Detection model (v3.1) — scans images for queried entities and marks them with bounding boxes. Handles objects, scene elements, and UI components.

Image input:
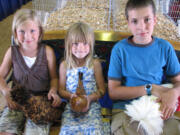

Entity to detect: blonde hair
[12,9,43,45]
[65,22,95,69]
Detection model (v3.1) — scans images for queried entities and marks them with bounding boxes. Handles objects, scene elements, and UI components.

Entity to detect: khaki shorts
[111,109,180,135]
[0,107,50,135]
[111,110,146,135]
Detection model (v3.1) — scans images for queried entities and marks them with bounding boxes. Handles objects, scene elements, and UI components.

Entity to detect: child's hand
[82,95,91,112]
[70,93,77,99]
[151,84,170,98]
[151,84,178,120]
[157,90,178,120]
[48,89,62,107]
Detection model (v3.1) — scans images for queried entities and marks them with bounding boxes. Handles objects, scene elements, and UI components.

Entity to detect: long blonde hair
[65,22,95,69]
[12,9,43,45]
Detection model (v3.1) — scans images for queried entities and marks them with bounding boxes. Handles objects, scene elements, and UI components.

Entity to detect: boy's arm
[156,74,180,120]
[108,79,147,100]
[171,74,180,96]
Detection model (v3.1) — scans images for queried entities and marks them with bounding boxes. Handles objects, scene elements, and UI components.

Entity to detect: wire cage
[32,0,61,26]
[112,0,180,42]
[32,0,180,41]
[167,0,180,24]
[32,0,112,31]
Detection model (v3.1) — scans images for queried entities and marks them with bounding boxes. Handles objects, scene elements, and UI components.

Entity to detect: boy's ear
[127,19,131,32]
[154,15,157,25]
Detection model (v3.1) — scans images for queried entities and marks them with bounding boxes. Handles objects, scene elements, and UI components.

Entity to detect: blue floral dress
[59,66,105,135]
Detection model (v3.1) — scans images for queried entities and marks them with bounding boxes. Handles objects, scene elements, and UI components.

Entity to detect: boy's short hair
[125,0,156,20]
[12,9,43,45]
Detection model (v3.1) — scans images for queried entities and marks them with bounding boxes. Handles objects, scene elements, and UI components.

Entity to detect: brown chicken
[10,84,65,124]
[70,72,88,113]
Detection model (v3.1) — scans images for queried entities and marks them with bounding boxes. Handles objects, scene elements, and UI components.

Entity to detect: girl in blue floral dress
[58,22,106,135]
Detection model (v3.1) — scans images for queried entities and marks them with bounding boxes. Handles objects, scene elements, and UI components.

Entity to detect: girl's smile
[72,42,90,59]
[16,20,40,47]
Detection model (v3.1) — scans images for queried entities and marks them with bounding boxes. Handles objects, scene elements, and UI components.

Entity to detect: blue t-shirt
[108,36,180,109]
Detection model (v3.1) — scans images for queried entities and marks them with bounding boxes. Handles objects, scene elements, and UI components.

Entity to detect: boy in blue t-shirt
[108,0,180,134]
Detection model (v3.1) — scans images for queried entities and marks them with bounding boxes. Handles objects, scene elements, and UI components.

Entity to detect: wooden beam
[44,30,180,50]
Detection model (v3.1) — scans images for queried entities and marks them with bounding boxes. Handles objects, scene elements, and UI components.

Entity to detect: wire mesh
[32,0,61,12]
[32,0,180,41]
[32,0,62,26]
[32,0,111,31]
[167,0,180,24]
